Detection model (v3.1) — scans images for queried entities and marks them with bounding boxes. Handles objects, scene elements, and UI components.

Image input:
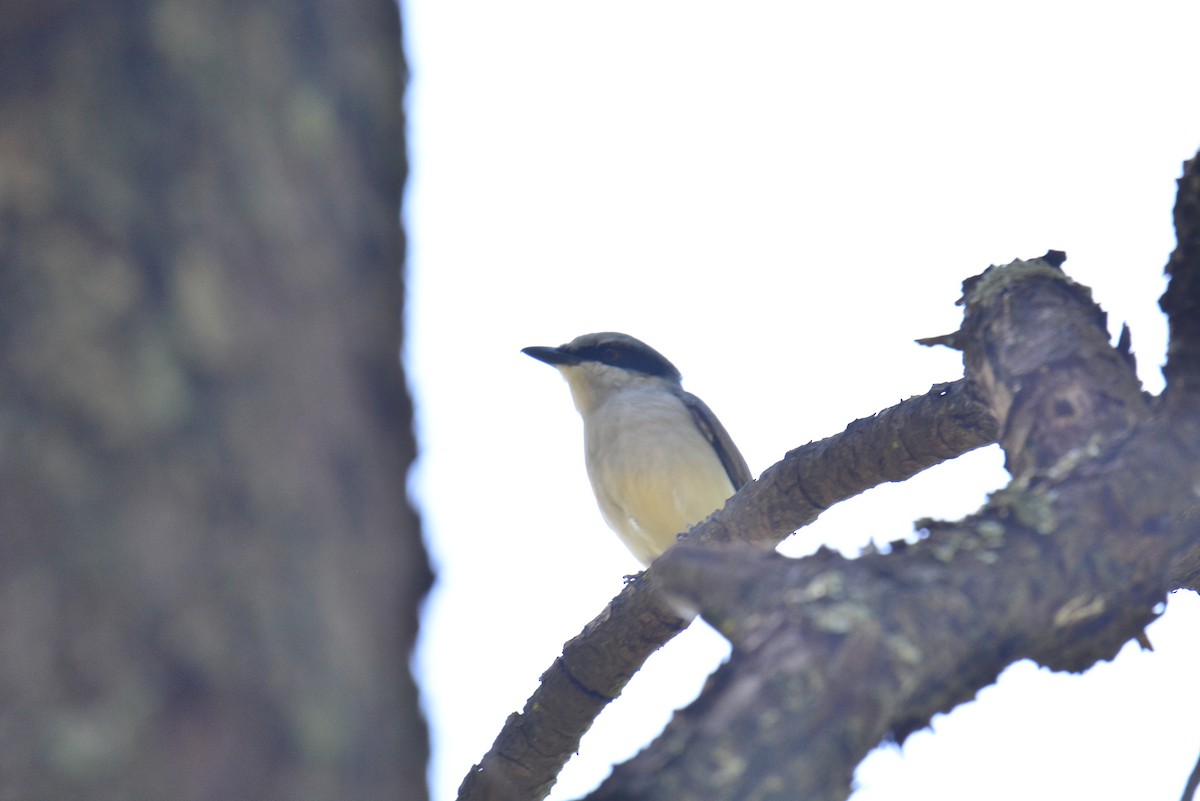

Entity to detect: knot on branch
[955,253,1147,478]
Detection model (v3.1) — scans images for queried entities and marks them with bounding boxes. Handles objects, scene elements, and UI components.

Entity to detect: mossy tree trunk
[0,2,427,799]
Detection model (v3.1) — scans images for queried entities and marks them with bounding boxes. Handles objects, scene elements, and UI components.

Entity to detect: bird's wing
[678,391,752,490]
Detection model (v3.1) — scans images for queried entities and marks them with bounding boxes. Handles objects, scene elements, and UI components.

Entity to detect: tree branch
[1162,152,1200,407]
[588,254,1200,801]
[693,377,998,550]
[1183,741,1200,801]
[458,380,997,801]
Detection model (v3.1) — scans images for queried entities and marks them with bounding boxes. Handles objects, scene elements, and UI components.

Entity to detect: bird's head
[522,332,682,414]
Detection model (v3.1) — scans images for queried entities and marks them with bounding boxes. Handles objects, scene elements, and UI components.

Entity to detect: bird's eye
[603,348,621,363]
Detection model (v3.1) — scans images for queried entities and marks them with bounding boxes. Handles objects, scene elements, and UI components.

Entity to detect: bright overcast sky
[404,4,1200,800]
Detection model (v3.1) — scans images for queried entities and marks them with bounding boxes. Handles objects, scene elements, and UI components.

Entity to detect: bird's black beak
[522,345,580,366]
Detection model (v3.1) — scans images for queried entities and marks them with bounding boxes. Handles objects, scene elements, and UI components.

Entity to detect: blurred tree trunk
[0,2,428,800]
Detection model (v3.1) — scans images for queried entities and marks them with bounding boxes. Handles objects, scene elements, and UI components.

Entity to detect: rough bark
[1163,153,1200,410]
[458,379,998,801]
[0,2,427,799]
[588,248,1200,801]
[1162,153,1200,600]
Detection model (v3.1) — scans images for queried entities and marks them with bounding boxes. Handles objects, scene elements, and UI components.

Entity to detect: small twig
[1181,741,1200,801]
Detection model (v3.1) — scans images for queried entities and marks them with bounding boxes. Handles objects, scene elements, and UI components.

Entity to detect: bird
[522,332,751,566]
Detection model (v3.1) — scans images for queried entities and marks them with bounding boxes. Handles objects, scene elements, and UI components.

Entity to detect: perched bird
[522,332,751,566]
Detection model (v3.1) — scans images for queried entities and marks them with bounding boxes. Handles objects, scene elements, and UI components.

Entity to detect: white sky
[403,3,1200,800]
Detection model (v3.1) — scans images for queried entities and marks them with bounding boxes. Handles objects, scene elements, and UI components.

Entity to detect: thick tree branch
[1153,150,1200,592]
[1162,152,1200,407]
[589,255,1200,801]
[458,381,997,801]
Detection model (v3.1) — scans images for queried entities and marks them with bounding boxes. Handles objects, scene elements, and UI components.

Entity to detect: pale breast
[584,388,736,565]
